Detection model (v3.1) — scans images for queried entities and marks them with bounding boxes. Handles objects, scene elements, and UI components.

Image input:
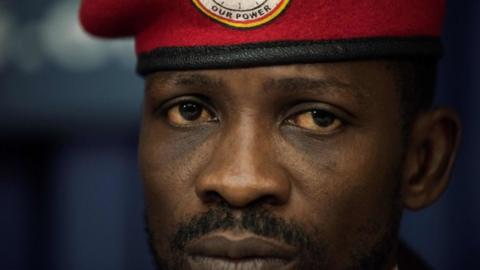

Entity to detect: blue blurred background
[0,0,478,269]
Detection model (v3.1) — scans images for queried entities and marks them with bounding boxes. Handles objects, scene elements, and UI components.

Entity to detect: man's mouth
[184,231,298,270]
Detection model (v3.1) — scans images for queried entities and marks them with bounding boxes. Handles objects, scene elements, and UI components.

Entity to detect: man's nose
[195,124,291,208]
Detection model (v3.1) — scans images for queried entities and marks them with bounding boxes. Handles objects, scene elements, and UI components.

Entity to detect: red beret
[79,0,445,75]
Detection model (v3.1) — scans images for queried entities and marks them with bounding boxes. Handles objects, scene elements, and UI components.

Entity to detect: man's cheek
[290,154,397,240]
[142,152,212,236]
[144,171,198,227]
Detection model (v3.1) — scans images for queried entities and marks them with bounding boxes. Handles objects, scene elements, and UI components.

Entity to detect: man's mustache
[170,203,311,252]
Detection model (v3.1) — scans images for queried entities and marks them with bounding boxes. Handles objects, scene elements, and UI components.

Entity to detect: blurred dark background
[0,0,478,269]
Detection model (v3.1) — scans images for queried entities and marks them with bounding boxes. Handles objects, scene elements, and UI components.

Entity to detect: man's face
[139,61,406,270]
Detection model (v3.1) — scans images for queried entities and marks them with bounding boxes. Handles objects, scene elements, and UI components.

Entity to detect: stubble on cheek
[336,161,404,270]
[279,142,404,269]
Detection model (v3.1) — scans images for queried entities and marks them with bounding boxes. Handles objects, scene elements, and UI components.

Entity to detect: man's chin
[152,252,303,270]
[185,255,297,270]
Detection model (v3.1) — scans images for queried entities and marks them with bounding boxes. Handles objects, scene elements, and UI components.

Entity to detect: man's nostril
[202,190,223,204]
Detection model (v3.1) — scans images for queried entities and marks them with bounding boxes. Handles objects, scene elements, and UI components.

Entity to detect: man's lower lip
[187,255,296,270]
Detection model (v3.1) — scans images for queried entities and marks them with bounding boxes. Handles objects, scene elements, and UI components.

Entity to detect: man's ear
[402,107,462,210]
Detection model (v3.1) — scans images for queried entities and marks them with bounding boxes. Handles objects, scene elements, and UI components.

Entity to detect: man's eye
[167,102,216,126]
[286,109,343,133]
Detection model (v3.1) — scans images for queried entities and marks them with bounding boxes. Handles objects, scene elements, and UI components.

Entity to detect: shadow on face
[138,61,460,270]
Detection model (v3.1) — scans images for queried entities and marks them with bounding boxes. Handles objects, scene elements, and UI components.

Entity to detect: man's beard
[146,191,402,270]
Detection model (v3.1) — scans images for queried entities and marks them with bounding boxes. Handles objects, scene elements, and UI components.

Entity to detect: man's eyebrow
[263,77,366,104]
[148,73,223,91]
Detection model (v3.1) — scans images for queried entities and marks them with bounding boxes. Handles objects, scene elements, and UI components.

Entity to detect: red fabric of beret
[79,0,445,75]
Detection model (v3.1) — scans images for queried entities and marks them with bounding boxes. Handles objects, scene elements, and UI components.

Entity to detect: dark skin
[139,61,461,270]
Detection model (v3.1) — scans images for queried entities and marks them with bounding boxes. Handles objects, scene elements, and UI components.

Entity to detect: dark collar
[398,242,433,270]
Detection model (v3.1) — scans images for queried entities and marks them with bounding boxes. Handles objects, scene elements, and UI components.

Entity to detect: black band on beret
[137,37,442,76]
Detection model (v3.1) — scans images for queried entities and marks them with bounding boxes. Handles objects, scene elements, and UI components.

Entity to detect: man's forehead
[144,63,393,105]
[145,63,352,88]
[147,61,385,84]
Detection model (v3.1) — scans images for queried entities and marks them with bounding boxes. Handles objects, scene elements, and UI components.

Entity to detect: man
[80,0,461,269]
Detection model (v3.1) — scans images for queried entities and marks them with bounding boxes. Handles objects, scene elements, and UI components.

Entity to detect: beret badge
[192,0,290,29]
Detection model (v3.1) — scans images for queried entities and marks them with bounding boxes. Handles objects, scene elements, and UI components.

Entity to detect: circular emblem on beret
[192,0,290,29]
